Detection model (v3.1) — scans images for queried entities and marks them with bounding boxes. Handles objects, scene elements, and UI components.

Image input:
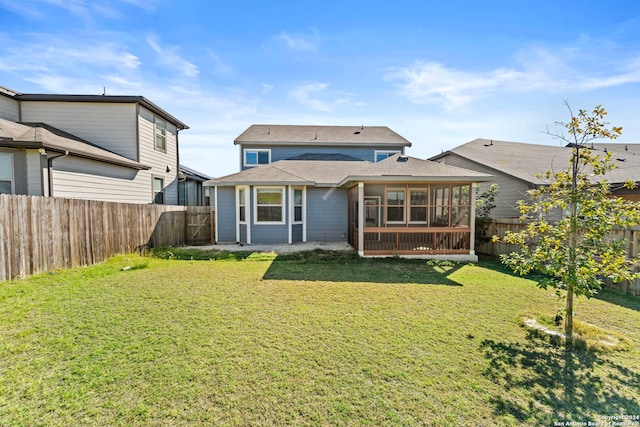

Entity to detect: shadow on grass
[262,250,465,285]
[596,288,640,312]
[480,331,640,424]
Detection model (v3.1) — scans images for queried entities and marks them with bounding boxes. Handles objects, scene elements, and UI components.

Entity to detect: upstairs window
[244,149,271,167]
[0,152,13,194]
[375,150,400,162]
[155,117,167,152]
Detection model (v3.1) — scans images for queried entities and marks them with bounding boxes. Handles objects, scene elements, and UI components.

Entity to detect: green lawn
[1,252,639,426]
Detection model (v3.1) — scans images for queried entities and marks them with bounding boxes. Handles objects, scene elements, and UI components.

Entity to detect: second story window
[244,149,271,167]
[375,150,400,162]
[155,117,167,152]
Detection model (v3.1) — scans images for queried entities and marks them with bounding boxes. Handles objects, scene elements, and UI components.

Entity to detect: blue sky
[1,0,640,177]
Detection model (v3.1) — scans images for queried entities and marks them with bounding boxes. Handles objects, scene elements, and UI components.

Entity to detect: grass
[1,252,639,426]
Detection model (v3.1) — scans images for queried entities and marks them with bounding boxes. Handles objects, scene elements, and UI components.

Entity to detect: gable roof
[0,118,150,170]
[1,87,188,130]
[234,124,412,148]
[430,138,640,186]
[206,154,491,187]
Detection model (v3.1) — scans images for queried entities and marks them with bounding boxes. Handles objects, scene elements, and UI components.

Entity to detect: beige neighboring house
[430,138,640,218]
[0,85,189,204]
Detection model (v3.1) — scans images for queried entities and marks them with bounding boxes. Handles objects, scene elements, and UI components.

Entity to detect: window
[375,150,400,162]
[244,149,271,167]
[153,177,164,204]
[255,187,284,223]
[293,188,303,223]
[386,189,405,223]
[204,187,211,206]
[155,117,167,151]
[409,190,428,223]
[238,187,247,222]
[0,152,13,194]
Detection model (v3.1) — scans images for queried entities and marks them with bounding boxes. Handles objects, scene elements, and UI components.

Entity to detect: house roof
[206,154,491,187]
[0,118,150,170]
[1,87,188,130]
[179,164,212,182]
[430,138,640,186]
[339,154,492,185]
[234,124,412,148]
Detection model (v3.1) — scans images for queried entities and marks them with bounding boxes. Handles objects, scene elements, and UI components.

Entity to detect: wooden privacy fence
[477,218,640,296]
[0,195,215,282]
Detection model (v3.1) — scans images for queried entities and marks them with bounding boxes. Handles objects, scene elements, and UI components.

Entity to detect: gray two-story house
[207,125,491,260]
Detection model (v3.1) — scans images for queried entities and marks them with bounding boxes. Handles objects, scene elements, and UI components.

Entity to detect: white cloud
[277,31,318,51]
[0,38,140,73]
[147,36,199,78]
[387,46,640,110]
[290,82,354,112]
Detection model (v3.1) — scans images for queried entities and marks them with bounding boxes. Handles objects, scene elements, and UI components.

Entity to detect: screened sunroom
[347,182,476,257]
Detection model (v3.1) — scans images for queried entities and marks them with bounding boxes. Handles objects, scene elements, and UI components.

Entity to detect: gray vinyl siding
[50,156,149,203]
[437,155,532,218]
[239,224,248,243]
[240,145,404,170]
[20,101,138,160]
[306,187,348,242]
[25,150,45,196]
[0,95,19,121]
[216,187,237,243]
[138,106,179,204]
[251,224,288,244]
[292,224,303,243]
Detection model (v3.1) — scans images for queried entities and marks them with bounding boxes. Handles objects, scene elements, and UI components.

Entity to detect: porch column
[469,183,477,255]
[288,186,293,244]
[214,186,219,244]
[358,182,365,256]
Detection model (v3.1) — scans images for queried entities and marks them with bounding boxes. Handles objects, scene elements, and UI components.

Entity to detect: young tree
[475,183,499,248]
[496,104,640,345]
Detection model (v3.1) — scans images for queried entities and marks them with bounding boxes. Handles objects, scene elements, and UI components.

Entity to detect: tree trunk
[565,282,574,346]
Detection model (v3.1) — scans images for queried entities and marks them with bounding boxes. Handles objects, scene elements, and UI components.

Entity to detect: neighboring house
[206,125,491,260]
[178,164,213,206]
[0,85,194,204]
[429,138,640,218]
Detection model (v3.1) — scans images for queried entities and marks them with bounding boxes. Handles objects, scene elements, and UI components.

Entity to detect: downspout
[47,151,68,197]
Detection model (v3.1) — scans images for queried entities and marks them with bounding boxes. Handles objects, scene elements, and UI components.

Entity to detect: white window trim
[152,176,165,204]
[237,186,248,224]
[374,150,401,162]
[408,189,428,225]
[0,151,15,194]
[243,149,271,168]
[236,185,249,243]
[154,117,167,152]
[386,188,406,225]
[292,187,304,224]
[254,186,285,225]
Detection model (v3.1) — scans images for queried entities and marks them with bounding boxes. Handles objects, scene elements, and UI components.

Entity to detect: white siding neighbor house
[0,86,190,204]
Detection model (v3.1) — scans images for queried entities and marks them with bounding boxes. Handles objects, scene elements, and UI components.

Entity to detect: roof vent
[484,140,493,147]
[354,131,361,134]
[397,155,409,162]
